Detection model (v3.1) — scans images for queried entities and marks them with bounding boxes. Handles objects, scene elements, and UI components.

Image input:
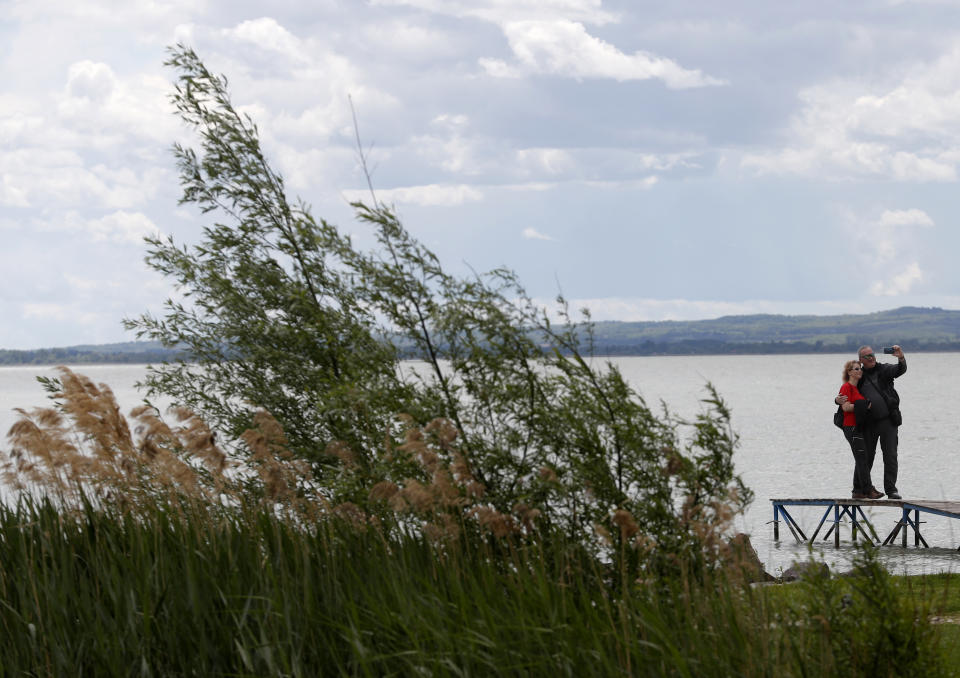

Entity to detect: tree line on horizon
[5,305,960,364]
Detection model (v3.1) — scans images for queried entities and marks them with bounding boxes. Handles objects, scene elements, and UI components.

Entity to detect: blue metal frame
[769,498,955,549]
[813,504,881,546]
[880,507,929,548]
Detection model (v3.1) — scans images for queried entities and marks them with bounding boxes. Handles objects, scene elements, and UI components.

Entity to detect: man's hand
[836,394,848,406]
[892,344,904,359]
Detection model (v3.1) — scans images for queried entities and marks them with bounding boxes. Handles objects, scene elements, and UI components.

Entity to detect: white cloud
[65,60,117,102]
[515,148,575,175]
[841,207,933,294]
[21,301,103,326]
[28,210,161,245]
[85,211,161,244]
[742,45,960,181]
[879,208,934,227]
[343,183,484,206]
[223,17,308,63]
[361,20,459,59]
[374,1,721,87]
[371,0,619,26]
[412,115,483,175]
[0,62,174,152]
[523,227,554,241]
[871,262,925,295]
[0,150,170,210]
[584,176,658,189]
[0,174,30,207]
[484,19,726,88]
[9,0,205,38]
[21,302,74,321]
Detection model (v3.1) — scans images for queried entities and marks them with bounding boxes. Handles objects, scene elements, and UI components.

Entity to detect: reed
[0,499,949,676]
[1,368,744,581]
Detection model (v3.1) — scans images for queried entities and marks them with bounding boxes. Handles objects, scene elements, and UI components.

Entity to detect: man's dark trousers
[863,417,898,496]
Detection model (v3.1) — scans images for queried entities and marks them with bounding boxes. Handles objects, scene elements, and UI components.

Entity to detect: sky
[4,1,960,349]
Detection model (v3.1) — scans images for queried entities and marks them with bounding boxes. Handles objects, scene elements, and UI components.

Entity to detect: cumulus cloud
[0,175,29,208]
[343,183,484,206]
[65,60,117,102]
[410,115,485,175]
[482,19,725,88]
[878,208,934,227]
[222,17,308,63]
[375,1,721,87]
[742,45,960,181]
[85,211,161,244]
[22,302,79,322]
[522,227,554,240]
[841,206,933,296]
[514,148,575,175]
[871,262,925,296]
[0,150,169,210]
[361,20,459,59]
[372,0,619,26]
[584,176,658,189]
[28,210,161,244]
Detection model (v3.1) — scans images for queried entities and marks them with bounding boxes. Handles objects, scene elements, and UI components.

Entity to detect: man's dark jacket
[857,360,906,422]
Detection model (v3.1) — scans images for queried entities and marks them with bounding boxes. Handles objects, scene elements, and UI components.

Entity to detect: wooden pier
[770,498,960,549]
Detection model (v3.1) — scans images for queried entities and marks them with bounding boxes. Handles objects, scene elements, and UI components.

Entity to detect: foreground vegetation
[0,367,954,676]
[0,498,950,677]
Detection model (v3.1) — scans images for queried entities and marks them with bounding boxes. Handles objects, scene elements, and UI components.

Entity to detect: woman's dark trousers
[862,417,899,496]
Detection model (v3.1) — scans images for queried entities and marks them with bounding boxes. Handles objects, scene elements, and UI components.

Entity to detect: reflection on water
[1,355,958,574]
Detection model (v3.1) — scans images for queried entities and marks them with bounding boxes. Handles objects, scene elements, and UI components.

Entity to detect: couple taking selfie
[835,345,907,500]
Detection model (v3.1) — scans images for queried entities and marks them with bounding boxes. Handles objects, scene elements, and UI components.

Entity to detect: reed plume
[1,368,320,520]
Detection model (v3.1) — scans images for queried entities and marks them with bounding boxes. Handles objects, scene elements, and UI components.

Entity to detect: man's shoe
[852,491,869,499]
[887,492,902,500]
[867,488,884,499]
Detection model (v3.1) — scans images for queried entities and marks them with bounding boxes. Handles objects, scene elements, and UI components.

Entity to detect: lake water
[1,355,958,576]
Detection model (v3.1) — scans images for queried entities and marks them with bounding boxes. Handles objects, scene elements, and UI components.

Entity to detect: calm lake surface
[2,355,958,576]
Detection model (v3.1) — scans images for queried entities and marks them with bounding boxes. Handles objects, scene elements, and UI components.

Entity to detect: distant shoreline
[6,304,960,364]
[1,345,959,367]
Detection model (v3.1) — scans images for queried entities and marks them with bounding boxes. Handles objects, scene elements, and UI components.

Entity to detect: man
[838,345,906,499]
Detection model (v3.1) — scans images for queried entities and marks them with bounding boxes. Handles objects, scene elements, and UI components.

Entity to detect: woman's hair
[842,359,861,383]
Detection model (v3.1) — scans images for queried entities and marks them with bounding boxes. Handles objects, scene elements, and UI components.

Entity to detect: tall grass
[0,498,948,677]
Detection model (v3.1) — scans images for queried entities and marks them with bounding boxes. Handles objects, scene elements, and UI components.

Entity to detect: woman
[839,360,883,500]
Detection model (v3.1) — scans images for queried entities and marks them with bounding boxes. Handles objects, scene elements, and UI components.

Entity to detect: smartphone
[882,347,895,354]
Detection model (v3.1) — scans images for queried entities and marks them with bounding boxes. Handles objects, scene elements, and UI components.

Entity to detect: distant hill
[2,306,958,364]
[585,306,960,355]
[0,341,184,366]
